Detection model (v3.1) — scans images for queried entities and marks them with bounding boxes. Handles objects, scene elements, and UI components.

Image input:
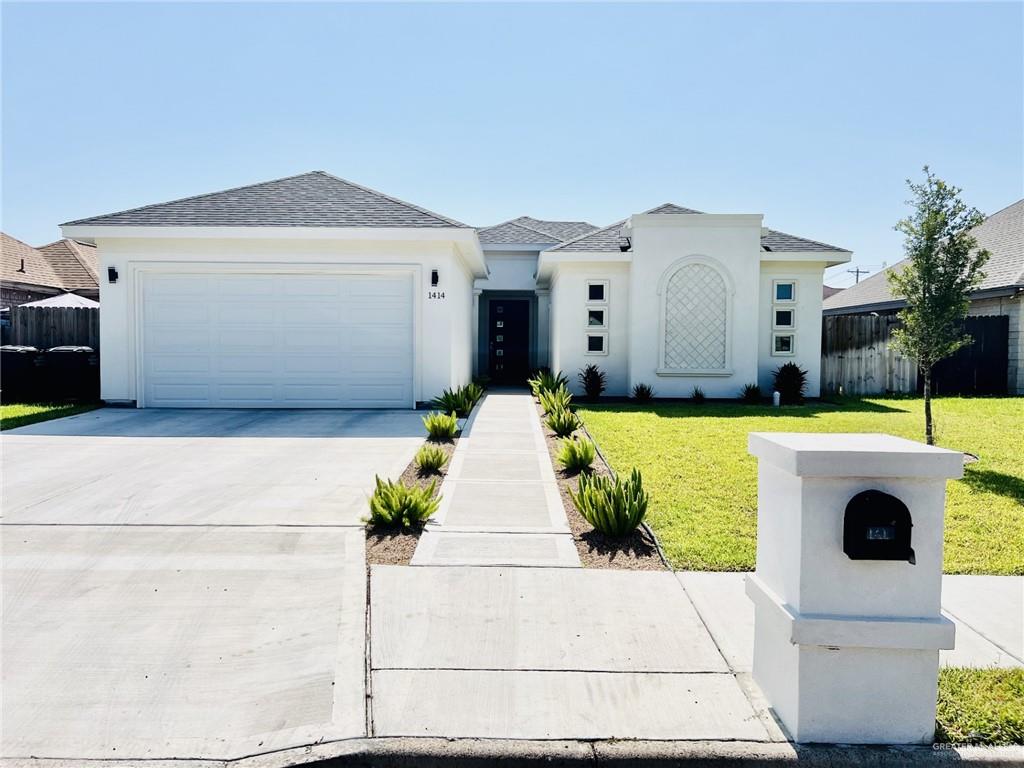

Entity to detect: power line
[847,267,870,284]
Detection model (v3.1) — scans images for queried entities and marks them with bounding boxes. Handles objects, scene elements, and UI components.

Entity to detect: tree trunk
[923,366,934,446]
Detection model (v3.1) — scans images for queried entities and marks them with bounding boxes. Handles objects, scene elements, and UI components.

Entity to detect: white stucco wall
[757,261,828,398]
[94,236,475,406]
[548,262,630,395]
[627,214,762,398]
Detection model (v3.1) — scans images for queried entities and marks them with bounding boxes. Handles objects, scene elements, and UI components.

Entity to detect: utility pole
[847,267,869,284]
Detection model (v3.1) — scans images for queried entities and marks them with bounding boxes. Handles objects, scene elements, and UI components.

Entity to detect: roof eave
[761,249,853,268]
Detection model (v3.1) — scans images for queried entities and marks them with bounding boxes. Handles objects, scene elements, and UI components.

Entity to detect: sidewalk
[411,392,580,567]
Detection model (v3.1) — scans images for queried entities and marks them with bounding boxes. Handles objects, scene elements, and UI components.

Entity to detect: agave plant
[538,383,573,414]
[422,411,458,440]
[690,386,706,404]
[366,475,440,528]
[578,364,607,402]
[571,468,649,538]
[740,383,762,404]
[528,369,569,397]
[773,362,808,405]
[545,406,581,438]
[557,437,596,473]
[415,444,448,474]
[632,383,655,403]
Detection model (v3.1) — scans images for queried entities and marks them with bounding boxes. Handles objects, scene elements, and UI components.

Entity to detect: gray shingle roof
[823,199,1024,313]
[478,220,562,245]
[548,202,850,254]
[761,229,846,252]
[62,171,468,229]
[478,216,598,245]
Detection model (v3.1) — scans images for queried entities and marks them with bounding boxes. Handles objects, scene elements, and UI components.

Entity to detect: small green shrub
[422,411,458,440]
[571,468,649,538]
[740,383,762,404]
[528,369,568,396]
[557,437,596,473]
[773,362,808,404]
[632,383,655,403]
[546,407,581,438]
[690,386,706,404]
[539,384,572,414]
[366,475,440,528]
[431,383,483,418]
[415,444,448,473]
[578,364,607,402]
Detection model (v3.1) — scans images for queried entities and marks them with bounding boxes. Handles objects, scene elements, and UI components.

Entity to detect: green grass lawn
[0,402,100,431]
[579,397,1024,574]
[936,668,1024,745]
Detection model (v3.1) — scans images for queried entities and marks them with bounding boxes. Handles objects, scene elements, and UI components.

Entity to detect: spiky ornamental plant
[571,468,649,538]
[366,476,440,528]
[888,168,989,445]
[538,383,573,414]
[422,411,458,440]
[578,364,607,402]
[545,407,582,438]
[631,383,655,403]
[556,437,596,473]
[528,369,569,397]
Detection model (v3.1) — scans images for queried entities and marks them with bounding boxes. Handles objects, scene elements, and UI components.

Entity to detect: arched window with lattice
[657,257,733,374]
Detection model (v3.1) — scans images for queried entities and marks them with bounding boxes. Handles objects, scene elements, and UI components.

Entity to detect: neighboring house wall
[549,262,630,395]
[94,236,474,405]
[1,281,61,308]
[967,294,1023,394]
[758,261,828,398]
[627,215,762,398]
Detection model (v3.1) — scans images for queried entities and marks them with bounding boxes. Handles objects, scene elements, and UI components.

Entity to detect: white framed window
[587,308,607,328]
[772,332,796,356]
[586,280,608,303]
[656,256,734,375]
[585,332,608,355]
[773,280,796,303]
[773,308,795,330]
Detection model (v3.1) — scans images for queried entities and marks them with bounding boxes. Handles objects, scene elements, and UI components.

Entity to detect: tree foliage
[888,168,989,369]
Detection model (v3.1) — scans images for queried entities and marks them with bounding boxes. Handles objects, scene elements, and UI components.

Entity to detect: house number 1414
[428,291,445,300]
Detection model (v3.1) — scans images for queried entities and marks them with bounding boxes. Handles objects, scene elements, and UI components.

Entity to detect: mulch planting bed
[536,402,666,571]
[364,436,458,568]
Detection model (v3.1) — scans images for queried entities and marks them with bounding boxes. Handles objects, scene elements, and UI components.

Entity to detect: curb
[4,738,1021,768]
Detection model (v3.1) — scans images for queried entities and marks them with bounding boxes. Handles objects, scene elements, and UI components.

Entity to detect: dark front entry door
[488,299,530,383]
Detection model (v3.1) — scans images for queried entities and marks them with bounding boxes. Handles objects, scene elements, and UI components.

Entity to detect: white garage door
[141,272,414,408]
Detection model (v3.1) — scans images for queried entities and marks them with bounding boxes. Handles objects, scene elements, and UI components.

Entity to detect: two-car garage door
[141,271,414,408]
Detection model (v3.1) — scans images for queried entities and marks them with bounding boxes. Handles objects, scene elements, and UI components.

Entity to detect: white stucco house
[60,171,851,408]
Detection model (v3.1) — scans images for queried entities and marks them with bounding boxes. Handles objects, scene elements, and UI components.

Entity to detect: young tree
[888,168,989,445]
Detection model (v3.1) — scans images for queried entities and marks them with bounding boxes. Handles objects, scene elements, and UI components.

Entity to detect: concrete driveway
[1,407,423,760]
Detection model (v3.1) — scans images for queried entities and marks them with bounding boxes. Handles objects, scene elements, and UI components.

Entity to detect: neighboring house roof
[1,232,64,290]
[62,171,469,229]
[823,285,844,299]
[478,216,598,245]
[37,239,99,291]
[16,292,100,308]
[546,202,848,254]
[823,199,1024,314]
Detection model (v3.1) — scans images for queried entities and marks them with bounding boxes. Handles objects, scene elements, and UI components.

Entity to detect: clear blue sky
[3,2,1021,286]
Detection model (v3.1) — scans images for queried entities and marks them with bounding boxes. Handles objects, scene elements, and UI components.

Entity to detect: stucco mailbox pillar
[745,433,963,744]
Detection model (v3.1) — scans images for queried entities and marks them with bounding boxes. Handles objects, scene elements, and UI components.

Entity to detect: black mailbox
[843,490,915,564]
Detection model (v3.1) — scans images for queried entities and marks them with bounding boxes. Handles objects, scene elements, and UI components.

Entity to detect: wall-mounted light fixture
[431,269,439,287]
[107,267,118,284]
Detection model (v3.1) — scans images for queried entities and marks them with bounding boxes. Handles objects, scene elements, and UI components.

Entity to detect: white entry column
[745,433,963,744]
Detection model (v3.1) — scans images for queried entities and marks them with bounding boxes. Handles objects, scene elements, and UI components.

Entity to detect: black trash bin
[1,345,43,402]
[42,346,100,401]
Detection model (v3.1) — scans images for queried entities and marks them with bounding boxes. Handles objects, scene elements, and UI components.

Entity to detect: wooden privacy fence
[6,306,100,351]
[821,315,917,396]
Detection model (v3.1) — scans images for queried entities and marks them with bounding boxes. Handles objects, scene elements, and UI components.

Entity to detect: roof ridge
[545,217,628,252]
[60,170,322,227]
[982,197,1024,220]
[509,216,567,241]
[313,171,468,228]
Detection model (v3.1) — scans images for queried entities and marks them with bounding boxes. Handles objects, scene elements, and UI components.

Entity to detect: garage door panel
[142,271,414,408]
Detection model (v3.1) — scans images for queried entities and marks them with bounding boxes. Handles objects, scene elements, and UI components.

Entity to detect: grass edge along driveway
[1,402,100,431]
[579,397,1023,575]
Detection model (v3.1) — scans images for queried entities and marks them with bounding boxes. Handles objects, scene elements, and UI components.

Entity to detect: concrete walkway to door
[411,392,581,567]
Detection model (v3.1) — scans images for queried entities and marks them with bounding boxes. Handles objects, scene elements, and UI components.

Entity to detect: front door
[488,299,530,383]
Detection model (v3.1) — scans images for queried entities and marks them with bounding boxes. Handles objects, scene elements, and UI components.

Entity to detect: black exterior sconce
[431,269,439,287]
[107,267,119,284]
